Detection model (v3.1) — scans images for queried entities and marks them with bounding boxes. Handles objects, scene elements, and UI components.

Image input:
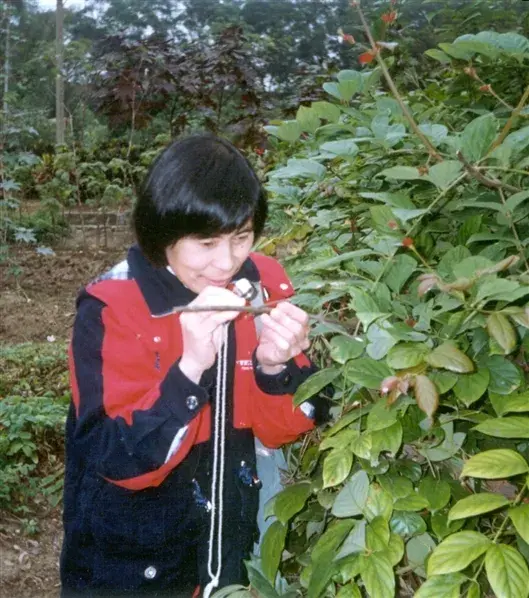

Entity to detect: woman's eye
[235,235,250,244]
[200,240,216,248]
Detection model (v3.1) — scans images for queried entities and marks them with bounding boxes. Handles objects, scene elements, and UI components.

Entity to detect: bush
[0,343,70,514]
[245,20,529,598]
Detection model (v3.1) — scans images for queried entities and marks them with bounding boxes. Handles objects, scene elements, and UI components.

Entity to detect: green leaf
[387,343,429,369]
[323,79,360,102]
[370,421,403,456]
[414,375,440,419]
[360,191,415,209]
[379,474,413,500]
[274,482,312,524]
[296,106,320,134]
[320,429,358,452]
[509,504,529,544]
[384,254,417,293]
[487,313,517,355]
[366,516,390,552]
[438,246,471,279]
[481,355,522,395]
[271,158,326,181]
[390,511,426,538]
[332,471,370,518]
[453,369,490,406]
[452,256,493,280]
[359,552,395,598]
[386,533,405,566]
[344,358,394,390]
[393,493,430,512]
[330,336,365,364]
[406,533,437,577]
[261,521,287,583]
[366,399,398,432]
[335,584,361,598]
[430,372,459,395]
[276,120,302,142]
[335,520,367,560]
[503,190,529,215]
[485,544,529,598]
[312,519,355,562]
[476,278,521,304]
[323,448,353,489]
[309,521,355,598]
[473,416,529,439]
[427,531,491,575]
[293,368,340,406]
[460,114,498,162]
[426,161,463,190]
[418,478,451,512]
[467,581,481,598]
[320,139,359,157]
[418,124,449,146]
[350,433,373,460]
[425,342,474,373]
[448,493,510,521]
[363,484,393,522]
[246,563,280,598]
[493,392,529,416]
[312,101,341,123]
[336,581,362,598]
[380,166,424,181]
[414,573,467,598]
[425,49,451,63]
[461,449,529,479]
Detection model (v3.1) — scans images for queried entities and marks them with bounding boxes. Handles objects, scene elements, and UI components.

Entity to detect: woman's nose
[213,241,236,271]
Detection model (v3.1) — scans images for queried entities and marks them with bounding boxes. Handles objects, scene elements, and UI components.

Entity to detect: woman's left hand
[255,302,310,373]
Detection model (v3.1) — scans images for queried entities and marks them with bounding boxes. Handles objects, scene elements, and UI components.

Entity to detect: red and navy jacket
[61,245,330,594]
[67,245,326,491]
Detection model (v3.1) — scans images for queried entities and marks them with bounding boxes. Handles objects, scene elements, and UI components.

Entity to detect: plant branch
[470,481,528,587]
[498,187,529,270]
[169,303,358,339]
[456,151,521,193]
[352,2,443,162]
[488,83,529,153]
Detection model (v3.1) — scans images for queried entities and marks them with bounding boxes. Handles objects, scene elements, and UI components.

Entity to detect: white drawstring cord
[204,324,228,598]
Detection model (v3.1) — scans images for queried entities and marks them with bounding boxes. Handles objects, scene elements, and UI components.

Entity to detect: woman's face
[165,223,255,293]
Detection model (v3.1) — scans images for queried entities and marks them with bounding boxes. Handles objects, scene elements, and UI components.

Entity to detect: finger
[260,313,298,351]
[268,307,307,343]
[273,301,310,326]
[193,286,246,308]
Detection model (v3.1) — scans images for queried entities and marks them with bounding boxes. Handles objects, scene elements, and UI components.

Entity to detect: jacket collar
[127,245,260,317]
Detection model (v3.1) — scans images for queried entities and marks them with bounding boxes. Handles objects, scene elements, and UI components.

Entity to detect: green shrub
[0,343,70,514]
[245,22,529,598]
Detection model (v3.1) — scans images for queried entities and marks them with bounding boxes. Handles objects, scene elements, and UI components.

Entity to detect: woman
[60,134,329,597]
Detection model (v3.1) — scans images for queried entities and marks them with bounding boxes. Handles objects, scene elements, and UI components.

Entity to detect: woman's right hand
[179,286,246,383]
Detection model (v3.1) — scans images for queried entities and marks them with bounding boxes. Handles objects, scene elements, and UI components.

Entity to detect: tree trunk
[3,2,10,115]
[56,0,65,145]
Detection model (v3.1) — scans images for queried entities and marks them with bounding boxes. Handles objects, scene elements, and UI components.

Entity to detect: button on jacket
[60,246,329,597]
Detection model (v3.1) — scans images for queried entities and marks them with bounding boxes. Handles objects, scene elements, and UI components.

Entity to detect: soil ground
[1,216,133,597]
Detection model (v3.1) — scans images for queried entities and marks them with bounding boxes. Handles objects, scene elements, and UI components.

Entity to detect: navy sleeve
[252,351,332,425]
[70,295,210,482]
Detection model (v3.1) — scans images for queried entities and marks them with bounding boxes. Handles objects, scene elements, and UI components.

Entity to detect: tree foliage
[238,7,529,598]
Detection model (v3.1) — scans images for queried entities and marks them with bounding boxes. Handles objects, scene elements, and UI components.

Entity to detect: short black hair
[133,133,268,267]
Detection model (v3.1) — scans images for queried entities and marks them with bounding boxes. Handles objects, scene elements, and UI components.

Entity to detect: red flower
[254,147,264,156]
[342,33,355,44]
[479,84,491,93]
[381,11,397,23]
[402,237,414,248]
[388,220,398,230]
[359,50,376,64]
